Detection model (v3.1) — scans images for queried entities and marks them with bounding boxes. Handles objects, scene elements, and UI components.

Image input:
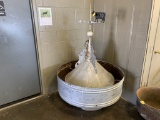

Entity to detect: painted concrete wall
[32,0,152,104]
[33,0,93,94]
[93,0,152,104]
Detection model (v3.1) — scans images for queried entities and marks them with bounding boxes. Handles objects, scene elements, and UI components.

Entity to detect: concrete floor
[0,92,143,120]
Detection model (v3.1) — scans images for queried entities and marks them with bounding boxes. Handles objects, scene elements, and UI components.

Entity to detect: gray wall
[93,0,152,104]
[33,0,152,104]
[33,0,93,94]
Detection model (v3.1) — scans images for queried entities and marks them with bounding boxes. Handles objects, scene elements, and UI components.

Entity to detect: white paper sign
[38,7,52,26]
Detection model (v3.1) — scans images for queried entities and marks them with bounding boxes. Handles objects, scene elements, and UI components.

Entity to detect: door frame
[141,0,160,87]
[29,0,44,93]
